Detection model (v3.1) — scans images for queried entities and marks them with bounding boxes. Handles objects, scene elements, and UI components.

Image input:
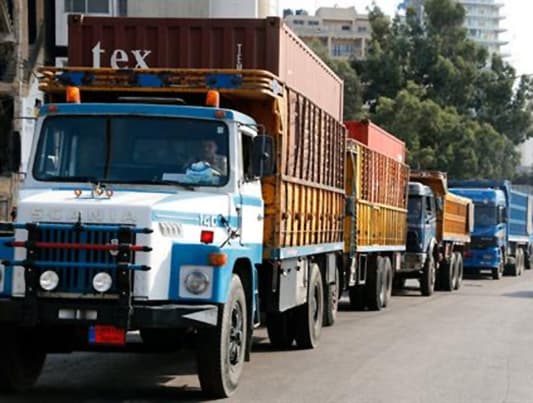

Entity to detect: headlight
[93,272,113,293]
[39,270,59,291]
[184,271,210,295]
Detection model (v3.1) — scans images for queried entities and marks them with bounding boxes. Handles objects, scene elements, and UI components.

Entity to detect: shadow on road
[501,290,533,299]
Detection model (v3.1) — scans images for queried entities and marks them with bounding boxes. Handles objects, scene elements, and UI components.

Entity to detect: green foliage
[305,39,364,120]
[354,0,532,179]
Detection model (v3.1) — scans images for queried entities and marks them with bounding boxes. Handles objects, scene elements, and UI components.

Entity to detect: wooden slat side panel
[442,195,471,241]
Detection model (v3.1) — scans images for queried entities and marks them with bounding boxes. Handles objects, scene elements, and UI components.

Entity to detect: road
[8,270,533,403]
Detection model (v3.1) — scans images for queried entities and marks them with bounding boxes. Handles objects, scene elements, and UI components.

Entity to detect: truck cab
[450,188,507,278]
[405,182,437,271]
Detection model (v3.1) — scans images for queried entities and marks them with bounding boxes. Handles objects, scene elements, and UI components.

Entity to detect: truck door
[237,132,263,246]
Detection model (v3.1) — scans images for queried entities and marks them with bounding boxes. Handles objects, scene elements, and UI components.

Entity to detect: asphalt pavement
[6,270,533,403]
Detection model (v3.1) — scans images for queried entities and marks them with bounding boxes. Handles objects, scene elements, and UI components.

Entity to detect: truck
[343,123,409,311]
[396,171,473,295]
[0,16,348,398]
[449,180,533,279]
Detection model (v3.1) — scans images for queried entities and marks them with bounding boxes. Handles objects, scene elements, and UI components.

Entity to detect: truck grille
[35,226,135,295]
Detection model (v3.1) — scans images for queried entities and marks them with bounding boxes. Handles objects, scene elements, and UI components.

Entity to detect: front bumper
[0,298,218,328]
[398,252,426,273]
[463,248,501,269]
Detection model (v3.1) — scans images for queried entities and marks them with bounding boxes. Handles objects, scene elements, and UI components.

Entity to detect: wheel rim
[228,301,244,368]
[312,282,320,323]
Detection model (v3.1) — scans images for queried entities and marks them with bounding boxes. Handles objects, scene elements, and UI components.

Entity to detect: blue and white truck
[449,180,533,279]
[0,64,347,398]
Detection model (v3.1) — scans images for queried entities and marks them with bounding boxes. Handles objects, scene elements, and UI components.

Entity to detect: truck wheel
[420,254,436,296]
[454,253,464,290]
[197,274,247,398]
[348,285,366,310]
[323,266,340,327]
[439,254,455,292]
[492,260,504,280]
[518,249,525,275]
[364,256,385,311]
[381,257,393,308]
[393,276,406,291]
[266,312,294,349]
[294,263,323,349]
[0,327,46,393]
[508,250,521,277]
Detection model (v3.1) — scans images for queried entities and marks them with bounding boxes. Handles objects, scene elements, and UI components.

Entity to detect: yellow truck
[397,171,474,295]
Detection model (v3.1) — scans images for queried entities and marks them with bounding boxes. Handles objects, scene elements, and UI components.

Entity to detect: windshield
[408,196,423,223]
[474,204,498,227]
[33,116,230,187]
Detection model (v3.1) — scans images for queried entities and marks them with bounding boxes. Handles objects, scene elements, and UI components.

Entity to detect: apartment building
[401,0,507,55]
[284,6,371,60]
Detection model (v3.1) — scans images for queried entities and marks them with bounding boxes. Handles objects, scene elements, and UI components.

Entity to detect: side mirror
[8,131,21,173]
[345,196,355,216]
[251,135,275,177]
[501,207,507,223]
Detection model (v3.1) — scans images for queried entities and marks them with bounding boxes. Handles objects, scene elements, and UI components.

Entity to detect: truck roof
[39,102,257,126]
[449,187,506,204]
[408,182,433,197]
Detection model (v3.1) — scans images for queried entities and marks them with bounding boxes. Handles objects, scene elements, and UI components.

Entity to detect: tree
[353,0,532,179]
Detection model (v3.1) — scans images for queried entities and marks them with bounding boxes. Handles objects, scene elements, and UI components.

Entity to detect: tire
[0,327,46,393]
[420,253,436,296]
[294,263,323,349]
[393,276,406,291]
[439,254,455,292]
[454,253,464,290]
[266,312,294,349]
[492,259,504,280]
[197,274,247,398]
[381,257,393,308]
[323,266,340,327]
[364,256,385,311]
[348,285,366,310]
[508,250,520,277]
[140,329,186,350]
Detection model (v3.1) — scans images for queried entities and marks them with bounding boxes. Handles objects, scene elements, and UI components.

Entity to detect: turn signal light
[200,230,214,244]
[66,86,81,103]
[209,252,228,267]
[206,90,220,108]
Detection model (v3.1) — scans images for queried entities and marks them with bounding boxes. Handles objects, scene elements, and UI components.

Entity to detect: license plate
[89,325,126,346]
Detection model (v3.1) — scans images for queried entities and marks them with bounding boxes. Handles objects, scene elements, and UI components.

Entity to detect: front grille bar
[6,222,153,234]
[3,260,150,271]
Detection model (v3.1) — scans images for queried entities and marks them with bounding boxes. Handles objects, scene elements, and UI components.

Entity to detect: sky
[279,0,532,76]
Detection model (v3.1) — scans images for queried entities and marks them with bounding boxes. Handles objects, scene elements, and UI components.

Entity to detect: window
[65,0,110,14]
[34,116,230,187]
[308,20,319,26]
[358,26,368,33]
[341,25,351,31]
[292,20,304,25]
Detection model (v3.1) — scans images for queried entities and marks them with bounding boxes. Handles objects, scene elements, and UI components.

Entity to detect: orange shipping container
[345,120,406,163]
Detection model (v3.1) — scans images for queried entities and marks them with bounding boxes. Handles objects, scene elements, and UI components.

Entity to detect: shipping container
[345,120,405,163]
[344,138,409,253]
[67,15,343,120]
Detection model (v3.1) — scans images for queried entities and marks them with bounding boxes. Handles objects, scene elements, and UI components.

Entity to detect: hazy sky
[280,0,532,76]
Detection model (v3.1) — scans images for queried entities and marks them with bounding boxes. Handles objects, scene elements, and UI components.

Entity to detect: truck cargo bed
[345,139,408,254]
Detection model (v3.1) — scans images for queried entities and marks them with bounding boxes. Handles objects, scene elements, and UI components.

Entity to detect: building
[52,0,279,66]
[0,0,46,220]
[400,0,507,55]
[284,6,371,60]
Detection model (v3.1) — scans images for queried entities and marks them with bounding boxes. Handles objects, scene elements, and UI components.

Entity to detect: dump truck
[0,16,347,398]
[343,122,409,310]
[449,180,532,279]
[396,171,473,295]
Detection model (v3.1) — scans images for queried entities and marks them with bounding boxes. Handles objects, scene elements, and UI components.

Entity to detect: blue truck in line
[449,180,533,279]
